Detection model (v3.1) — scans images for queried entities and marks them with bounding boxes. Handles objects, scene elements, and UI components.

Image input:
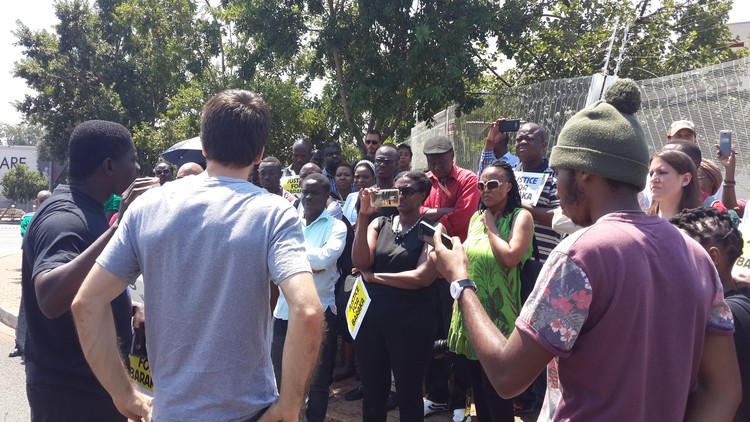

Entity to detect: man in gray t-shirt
[71,90,324,422]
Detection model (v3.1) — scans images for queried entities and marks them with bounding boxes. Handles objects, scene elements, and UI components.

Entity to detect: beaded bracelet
[724,180,736,187]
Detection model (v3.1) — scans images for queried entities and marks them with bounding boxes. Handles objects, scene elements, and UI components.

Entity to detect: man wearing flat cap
[420,135,479,416]
[421,136,479,242]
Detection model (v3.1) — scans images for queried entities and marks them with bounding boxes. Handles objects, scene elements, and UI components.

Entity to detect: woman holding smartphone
[352,171,439,421]
[448,160,534,421]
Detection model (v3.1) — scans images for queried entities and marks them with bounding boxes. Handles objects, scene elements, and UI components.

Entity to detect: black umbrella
[161,136,205,166]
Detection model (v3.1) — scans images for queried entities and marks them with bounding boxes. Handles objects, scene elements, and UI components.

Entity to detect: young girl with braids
[670,207,750,421]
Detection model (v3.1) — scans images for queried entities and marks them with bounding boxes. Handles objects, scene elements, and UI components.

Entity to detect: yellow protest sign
[346,276,371,339]
[129,354,153,393]
[282,176,301,196]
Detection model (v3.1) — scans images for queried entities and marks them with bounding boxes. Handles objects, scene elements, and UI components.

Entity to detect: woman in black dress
[352,171,439,421]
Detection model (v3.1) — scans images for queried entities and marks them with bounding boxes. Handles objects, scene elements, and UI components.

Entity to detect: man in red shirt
[421,136,480,242]
[421,135,479,419]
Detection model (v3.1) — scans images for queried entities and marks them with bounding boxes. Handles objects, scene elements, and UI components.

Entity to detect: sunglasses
[375,158,394,165]
[155,169,172,175]
[398,187,419,197]
[365,140,379,145]
[477,180,508,191]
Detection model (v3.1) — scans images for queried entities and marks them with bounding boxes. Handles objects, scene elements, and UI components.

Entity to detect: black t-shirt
[726,285,750,422]
[22,185,132,396]
[366,215,436,306]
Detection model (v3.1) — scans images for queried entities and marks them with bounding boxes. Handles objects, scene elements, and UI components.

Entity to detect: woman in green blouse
[448,160,534,421]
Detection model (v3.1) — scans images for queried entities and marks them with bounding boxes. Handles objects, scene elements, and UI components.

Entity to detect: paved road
[0,225,22,258]
[0,324,30,421]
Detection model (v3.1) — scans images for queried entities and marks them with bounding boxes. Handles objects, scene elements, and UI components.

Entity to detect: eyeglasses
[398,187,418,197]
[375,158,394,165]
[365,140,379,145]
[477,180,508,191]
[155,169,171,175]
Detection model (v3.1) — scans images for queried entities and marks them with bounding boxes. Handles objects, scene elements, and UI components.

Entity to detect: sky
[1,0,749,126]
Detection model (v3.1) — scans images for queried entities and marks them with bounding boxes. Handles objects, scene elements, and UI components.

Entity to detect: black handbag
[520,235,543,304]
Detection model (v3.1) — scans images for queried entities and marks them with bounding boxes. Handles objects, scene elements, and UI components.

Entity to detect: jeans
[271,308,338,422]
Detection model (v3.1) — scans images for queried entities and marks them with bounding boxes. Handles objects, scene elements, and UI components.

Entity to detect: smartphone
[498,119,521,133]
[370,189,399,207]
[719,130,732,157]
[418,220,453,249]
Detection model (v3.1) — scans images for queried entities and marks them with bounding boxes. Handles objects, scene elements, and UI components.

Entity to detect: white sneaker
[453,408,471,422]
[423,399,449,416]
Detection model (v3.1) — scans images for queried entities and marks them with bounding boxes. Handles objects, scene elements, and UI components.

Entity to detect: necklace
[393,215,421,242]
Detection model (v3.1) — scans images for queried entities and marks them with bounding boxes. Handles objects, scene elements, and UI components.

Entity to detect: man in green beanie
[430,78,741,421]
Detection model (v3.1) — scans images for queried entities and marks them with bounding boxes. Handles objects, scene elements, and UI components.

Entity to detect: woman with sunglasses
[448,160,534,421]
[352,171,439,421]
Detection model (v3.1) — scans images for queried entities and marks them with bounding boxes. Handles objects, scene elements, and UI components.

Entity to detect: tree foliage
[13,0,744,168]
[0,122,46,146]
[228,0,527,150]
[491,0,746,88]
[1,165,49,203]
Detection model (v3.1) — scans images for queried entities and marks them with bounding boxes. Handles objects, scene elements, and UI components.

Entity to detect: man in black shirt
[22,120,157,421]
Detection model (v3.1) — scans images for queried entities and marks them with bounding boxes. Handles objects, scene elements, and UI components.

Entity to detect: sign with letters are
[516,172,549,207]
[0,145,38,178]
[346,276,371,340]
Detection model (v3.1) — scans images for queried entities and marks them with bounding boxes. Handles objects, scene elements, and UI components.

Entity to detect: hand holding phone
[419,220,453,249]
[370,189,399,207]
[497,119,521,133]
[719,130,732,157]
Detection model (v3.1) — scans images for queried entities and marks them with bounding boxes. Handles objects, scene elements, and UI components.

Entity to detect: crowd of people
[12,78,749,422]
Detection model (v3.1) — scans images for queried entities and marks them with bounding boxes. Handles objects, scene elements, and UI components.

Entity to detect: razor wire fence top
[409,57,750,197]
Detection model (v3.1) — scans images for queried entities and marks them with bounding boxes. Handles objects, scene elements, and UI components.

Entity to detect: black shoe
[386,391,398,411]
[344,385,364,401]
[8,347,22,358]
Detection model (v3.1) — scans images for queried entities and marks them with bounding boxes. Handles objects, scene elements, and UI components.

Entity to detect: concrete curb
[0,304,17,329]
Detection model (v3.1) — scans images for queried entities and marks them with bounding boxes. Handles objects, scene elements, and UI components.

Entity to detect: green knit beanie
[549,78,649,191]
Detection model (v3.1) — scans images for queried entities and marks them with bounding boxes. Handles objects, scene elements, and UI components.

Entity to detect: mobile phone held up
[418,220,453,249]
[719,130,732,157]
[370,189,399,207]
[497,119,521,133]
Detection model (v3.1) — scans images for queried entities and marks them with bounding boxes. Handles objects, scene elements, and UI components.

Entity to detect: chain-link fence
[410,75,594,173]
[637,57,750,197]
[410,57,750,197]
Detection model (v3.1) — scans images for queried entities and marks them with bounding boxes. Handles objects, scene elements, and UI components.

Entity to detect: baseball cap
[668,120,696,137]
[423,136,453,155]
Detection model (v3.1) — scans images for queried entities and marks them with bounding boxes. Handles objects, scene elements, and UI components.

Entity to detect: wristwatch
[450,279,477,300]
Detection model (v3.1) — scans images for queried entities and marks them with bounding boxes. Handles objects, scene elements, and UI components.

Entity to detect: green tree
[492,0,746,87]
[0,122,46,146]
[1,165,49,203]
[13,0,213,165]
[14,0,328,170]
[228,0,529,152]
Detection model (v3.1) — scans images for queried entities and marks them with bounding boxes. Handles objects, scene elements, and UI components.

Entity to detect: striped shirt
[514,159,561,262]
